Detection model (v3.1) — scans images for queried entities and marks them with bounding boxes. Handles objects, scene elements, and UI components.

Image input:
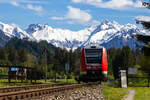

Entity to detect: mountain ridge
[0,21,144,49]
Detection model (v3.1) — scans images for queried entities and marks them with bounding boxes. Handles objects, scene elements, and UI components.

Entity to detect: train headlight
[102,71,107,78]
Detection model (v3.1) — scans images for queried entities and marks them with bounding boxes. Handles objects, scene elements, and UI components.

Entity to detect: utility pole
[45,49,48,82]
[42,48,48,82]
[65,63,70,83]
[53,64,57,82]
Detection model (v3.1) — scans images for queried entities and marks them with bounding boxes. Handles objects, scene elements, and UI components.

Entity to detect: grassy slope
[0,79,77,86]
[102,81,150,100]
[133,87,150,100]
[103,85,128,100]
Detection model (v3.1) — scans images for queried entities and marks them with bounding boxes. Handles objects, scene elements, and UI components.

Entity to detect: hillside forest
[0,37,147,80]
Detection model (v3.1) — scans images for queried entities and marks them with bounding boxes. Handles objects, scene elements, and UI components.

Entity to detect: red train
[77,45,108,82]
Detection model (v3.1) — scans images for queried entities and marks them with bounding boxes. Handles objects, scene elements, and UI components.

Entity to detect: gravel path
[38,84,104,100]
[123,90,136,100]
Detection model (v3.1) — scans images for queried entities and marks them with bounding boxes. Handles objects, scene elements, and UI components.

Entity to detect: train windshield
[85,49,102,64]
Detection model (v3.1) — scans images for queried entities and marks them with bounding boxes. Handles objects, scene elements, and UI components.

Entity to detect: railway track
[0,83,70,93]
[0,83,98,100]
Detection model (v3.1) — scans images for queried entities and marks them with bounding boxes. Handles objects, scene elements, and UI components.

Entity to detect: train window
[85,49,102,56]
[86,57,102,64]
[85,49,102,64]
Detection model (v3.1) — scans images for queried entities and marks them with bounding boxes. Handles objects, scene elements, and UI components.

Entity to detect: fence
[120,68,150,87]
[0,65,36,83]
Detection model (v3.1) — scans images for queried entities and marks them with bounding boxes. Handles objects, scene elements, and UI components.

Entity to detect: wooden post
[21,68,23,83]
[65,63,69,83]
[127,69,128,86]
[54,64,57,82]
[32,69,36,83]
[30,70,32,83]
[8,67,11,83]
[55,71,56,82]
[45,65,47,82]
[148,73,150,87]
[25,68,27,83]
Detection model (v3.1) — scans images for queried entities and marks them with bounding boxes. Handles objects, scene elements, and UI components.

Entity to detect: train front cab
[79,46,108,82]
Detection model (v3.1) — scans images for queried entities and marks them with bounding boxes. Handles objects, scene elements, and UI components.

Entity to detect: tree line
[0,38,80,79]
[107,46,142,79]
[0,38,146,80]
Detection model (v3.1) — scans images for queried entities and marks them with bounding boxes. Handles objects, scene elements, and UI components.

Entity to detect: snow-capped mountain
[0,22,34,40]
[0,30,10,47]
[25,23,96,49]
[0,21,144,49]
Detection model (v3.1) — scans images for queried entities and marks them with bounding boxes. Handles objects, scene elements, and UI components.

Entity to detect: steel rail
[0,83,97,100]
[0,83,70,93]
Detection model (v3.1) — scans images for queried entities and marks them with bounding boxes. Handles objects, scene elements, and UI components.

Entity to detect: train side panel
[81,48,86,72]
[101,47,108,77]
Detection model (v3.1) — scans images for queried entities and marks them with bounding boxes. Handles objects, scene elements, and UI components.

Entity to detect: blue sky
[0,0,150,31]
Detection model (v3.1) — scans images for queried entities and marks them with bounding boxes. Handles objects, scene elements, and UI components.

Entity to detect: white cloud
[26,4,43,12]
[4,0,44,13]
[51,17,64,20]
[0,0,47,4]
[67,21,75,24]
[10,1,20,6]
[65,6,92,24]
[72,0,143,9]
[72,0,82,3]
[134,0,143,8]
[51,6,92,25]
[135,16,150,22]
[72,0,101,3]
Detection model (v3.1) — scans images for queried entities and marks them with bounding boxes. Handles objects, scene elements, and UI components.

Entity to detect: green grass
[103,86,128,100]
[131,87,150,100]
[128,78,149,87]
[0,79,77,86]
[102,81,150,100]
[102,82,129,100]
[35,79,77,84]
[0,79,35,86]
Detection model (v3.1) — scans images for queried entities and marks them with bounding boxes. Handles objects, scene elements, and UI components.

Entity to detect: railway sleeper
[7,96,12,100]
[35,92,37,96]
[0,97,6,100]
[24,88,27,90]
[21,95,24,99]
[27,93,33,99]
[30,93,33,97]
[45,91,48,94]
[42,91,45,95]
[39,92,42,96]
[48,90,53,95]
[15,96,19,100]
[11,95,18,100]
[45,90,48,94]
[0,83,94,100]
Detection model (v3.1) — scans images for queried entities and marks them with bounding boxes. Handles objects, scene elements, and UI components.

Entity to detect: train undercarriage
[76,70,106,83]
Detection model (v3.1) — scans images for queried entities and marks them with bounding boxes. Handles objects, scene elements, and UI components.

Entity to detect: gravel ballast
[47,84,104,100]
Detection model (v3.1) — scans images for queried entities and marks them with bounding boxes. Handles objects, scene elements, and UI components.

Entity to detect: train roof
[83,45,104,49]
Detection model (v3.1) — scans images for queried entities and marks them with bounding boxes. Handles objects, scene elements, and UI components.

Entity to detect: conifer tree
[0,48,8,63]
[7,47,18,65]
[135,1,150,69]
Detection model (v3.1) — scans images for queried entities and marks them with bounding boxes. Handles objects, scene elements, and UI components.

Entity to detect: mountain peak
[0,21,144,49]
[95,20,120,31]
[26,24,50,34]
